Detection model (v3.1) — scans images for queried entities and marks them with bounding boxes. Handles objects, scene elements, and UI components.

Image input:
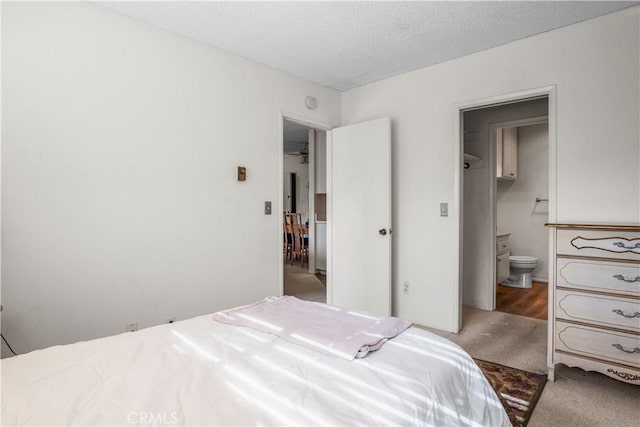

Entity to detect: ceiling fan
[298,149,309,164]
[285,145,309,164]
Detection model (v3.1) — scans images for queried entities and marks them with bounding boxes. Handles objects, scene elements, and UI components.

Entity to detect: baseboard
[532,277,548,283]
[462,300,491,311]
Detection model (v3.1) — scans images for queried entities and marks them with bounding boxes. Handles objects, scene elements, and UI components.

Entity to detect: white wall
[1,2,340,355]
[497,124,549,282]
[283,156,310,223]
[3,3,639,352]
[341,7,639,331]
[463,99,548,309]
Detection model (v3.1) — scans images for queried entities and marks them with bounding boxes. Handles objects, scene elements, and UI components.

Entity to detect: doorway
[279,114,393,316]
[492,117,549,320]
[455,86,557,333]
[282,118,327,303]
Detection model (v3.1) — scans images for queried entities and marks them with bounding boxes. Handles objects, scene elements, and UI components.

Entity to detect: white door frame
[307,128,316,274]
[453,86,557,332]
[279,112,331,299]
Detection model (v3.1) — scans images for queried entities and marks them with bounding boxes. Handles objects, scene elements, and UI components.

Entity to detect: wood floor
[496,281,548,320]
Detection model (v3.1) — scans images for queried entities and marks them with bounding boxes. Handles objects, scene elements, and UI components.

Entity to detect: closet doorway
[282,118,327,303]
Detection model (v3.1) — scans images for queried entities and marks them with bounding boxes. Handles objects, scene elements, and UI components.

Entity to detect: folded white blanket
[212,296,411,360]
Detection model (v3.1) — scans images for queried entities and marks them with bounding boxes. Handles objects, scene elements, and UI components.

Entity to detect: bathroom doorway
[460,95,551,326]
[493,118,549,320]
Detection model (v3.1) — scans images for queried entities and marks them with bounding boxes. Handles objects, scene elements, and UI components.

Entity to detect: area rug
[474,358,547,427]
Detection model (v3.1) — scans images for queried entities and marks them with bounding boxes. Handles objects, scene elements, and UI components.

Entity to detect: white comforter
[2,314,510,426]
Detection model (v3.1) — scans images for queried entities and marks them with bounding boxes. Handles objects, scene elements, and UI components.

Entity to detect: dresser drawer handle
[613,274,640,283]
[612,309,640,319]
[613,242,640,250]
[611,343,640,354]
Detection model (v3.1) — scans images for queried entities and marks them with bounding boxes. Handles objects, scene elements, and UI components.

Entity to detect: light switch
[440,203,448,217]
[265,201,272,215]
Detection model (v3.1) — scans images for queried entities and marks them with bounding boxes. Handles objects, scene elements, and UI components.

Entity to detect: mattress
[1,308,510,426]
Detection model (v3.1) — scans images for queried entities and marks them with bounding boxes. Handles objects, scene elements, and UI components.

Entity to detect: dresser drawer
[556,322,640,367]
[556,229,640,261]
[556,290,640,331]
[556,258,640,297]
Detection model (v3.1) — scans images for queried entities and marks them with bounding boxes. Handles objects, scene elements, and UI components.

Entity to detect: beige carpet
[283,263,326,303]
[420,306,640,427]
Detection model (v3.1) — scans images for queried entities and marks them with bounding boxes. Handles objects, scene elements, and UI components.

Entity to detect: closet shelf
[463,153,482,169]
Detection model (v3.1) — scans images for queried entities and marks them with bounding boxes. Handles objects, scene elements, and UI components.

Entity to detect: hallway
[283,264,326,303]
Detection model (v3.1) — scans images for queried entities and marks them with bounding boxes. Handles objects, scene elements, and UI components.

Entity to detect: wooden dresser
[547,223,640,384]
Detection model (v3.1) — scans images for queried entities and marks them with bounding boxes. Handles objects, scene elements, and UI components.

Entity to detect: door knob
[379,228,387,236]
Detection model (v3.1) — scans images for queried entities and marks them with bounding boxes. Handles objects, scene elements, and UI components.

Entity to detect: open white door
[328,117,391,316]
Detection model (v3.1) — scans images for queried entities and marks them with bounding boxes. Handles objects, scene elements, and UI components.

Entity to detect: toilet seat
[510,255,538,265]
[509,255,538,267]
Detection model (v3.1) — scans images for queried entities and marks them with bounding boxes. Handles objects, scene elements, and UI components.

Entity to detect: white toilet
[503,256,539,289]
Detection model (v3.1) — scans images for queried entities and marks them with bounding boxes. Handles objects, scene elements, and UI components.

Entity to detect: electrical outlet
[440,202,448,217]
[166,317,176,324]
[265,201,272,215]
[402,281,410,294]
[126,322,138,332]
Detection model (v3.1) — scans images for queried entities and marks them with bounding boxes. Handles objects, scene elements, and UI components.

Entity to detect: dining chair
[289,213,300,264]
[292,219,309,267]
[283,212,293,263]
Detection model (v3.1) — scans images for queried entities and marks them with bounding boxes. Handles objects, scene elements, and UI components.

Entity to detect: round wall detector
[305,96,318,110]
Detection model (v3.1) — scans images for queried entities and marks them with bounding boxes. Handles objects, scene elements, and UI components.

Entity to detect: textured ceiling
[98,1,637,91]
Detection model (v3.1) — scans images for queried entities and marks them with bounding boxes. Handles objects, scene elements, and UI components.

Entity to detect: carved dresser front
[547,223,640,384]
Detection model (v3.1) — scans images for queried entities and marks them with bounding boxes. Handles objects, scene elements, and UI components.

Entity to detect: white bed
[2,302,510,426]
